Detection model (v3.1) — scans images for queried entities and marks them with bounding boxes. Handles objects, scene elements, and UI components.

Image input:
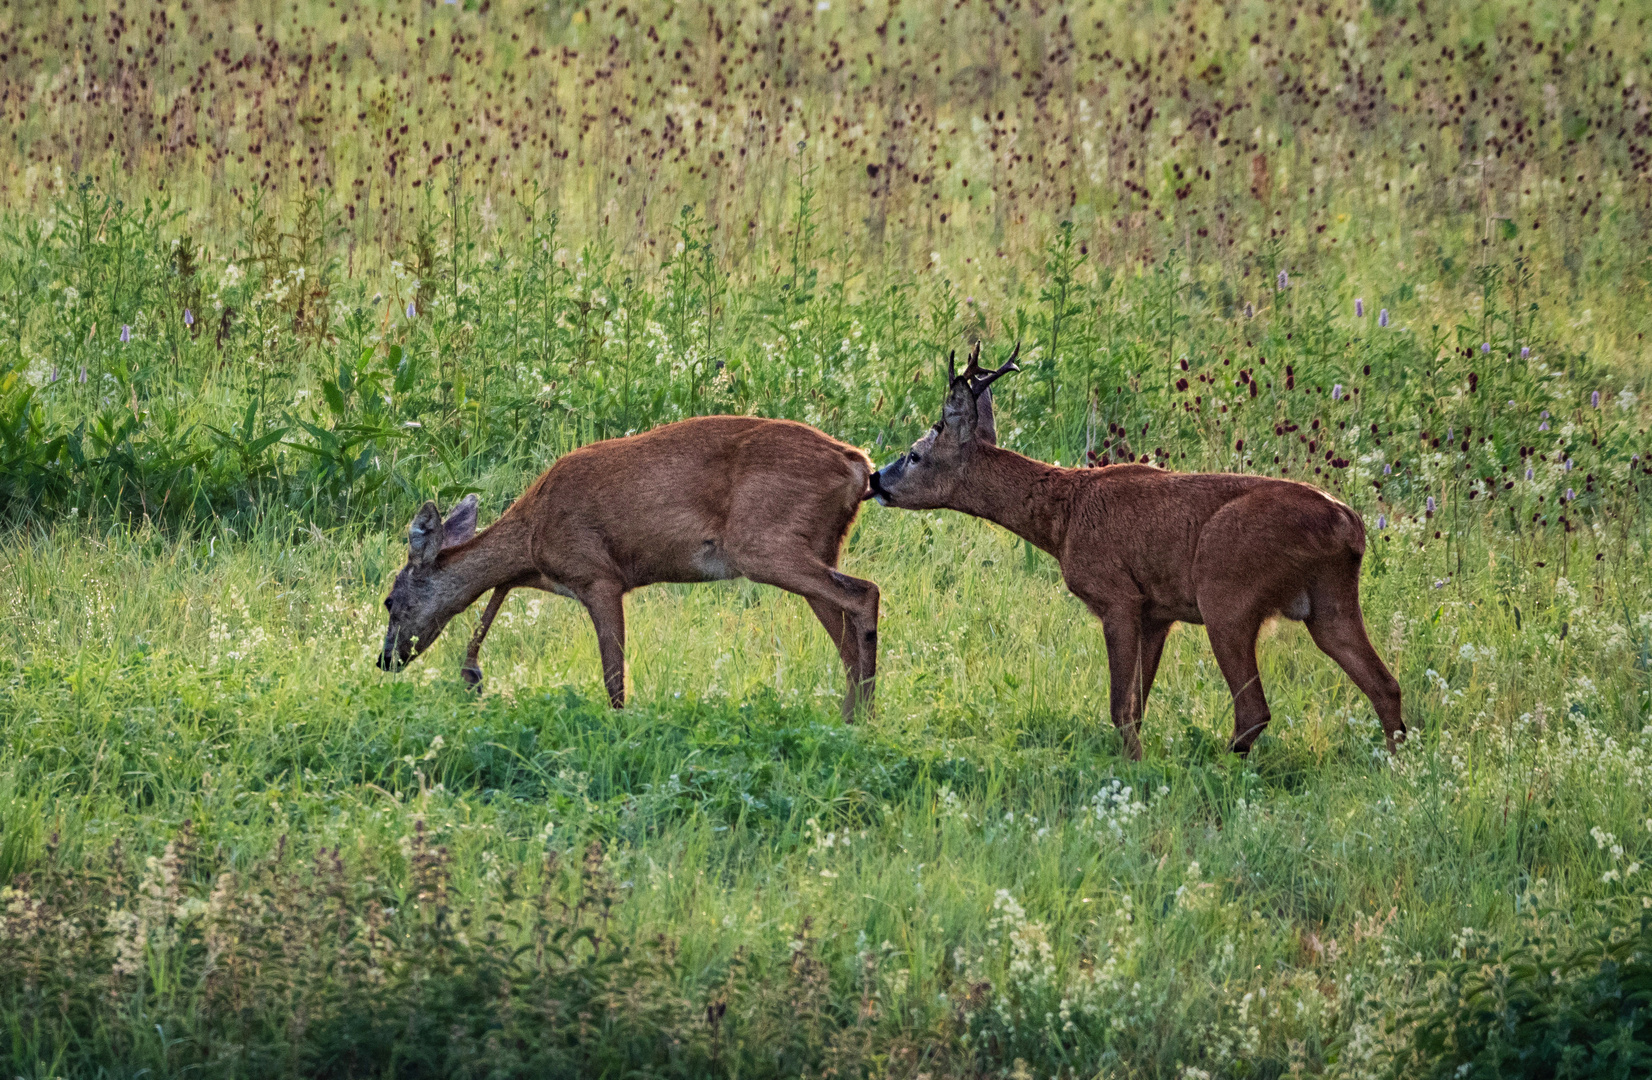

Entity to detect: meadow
[5,0,1652,1076]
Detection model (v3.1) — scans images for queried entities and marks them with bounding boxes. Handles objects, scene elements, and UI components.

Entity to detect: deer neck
[954,444,1075,556]
[430,515,537,617]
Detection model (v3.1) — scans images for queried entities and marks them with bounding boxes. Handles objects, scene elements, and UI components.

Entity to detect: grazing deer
[378,416,880,719]
[869,344,1405,759]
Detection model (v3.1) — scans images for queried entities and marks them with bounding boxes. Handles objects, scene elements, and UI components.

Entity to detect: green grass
[5,499,1652,1076]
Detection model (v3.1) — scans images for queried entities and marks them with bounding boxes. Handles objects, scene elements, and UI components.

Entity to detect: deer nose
[866,469,885,500]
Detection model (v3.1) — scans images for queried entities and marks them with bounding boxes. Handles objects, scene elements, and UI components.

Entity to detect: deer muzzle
[869,455,905,506]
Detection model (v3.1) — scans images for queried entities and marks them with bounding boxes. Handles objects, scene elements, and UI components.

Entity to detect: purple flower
[1481,342,1491,353]
[1520,346,1531,359]
[1539,421,1550,431]
[120,325,131,343]
[1378,308,1390,328]
[1566,488,1576,501]
[407,301,417,318]
[1355,298,1365,317]
[1592,390,1601,408]
[78,366,86,384]
[1541,410,1550,419]
[1565,458,1573,471]
[184,308,194,326]
[1446,426,1453,442]
[1376,513,1387,529]
[49,366,59,383]
[1244,302,1254,319]
[1525,467,1534,480]
[1332,384,1344,400]
[1277,270,1289,289]
[1383,464,1393,475]
[1426,495,1436,514]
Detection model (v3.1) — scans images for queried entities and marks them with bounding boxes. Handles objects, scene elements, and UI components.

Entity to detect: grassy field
[6,1,1652,1077]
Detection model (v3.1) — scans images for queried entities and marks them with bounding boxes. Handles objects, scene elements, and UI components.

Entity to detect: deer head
[378,494,479,670]
[871,341,1020,509]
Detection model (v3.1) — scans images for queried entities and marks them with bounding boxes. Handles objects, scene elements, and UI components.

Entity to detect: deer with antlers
[869,343,1405,759]
[378,416,881,719]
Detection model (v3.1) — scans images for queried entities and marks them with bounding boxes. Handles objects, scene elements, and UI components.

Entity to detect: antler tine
[947,349,958,384]
[968,340,1022,398]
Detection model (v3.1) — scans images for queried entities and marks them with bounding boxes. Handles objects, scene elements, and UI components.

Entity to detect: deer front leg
[460,587,512,691]
[578,582,627,708]
[1101,615,1147,760]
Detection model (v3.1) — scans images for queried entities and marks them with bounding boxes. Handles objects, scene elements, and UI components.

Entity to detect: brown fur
[872,347,1404,759]
[379,416,880,720]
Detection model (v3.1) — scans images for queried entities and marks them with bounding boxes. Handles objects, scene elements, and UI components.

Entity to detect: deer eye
[909,451,923,465]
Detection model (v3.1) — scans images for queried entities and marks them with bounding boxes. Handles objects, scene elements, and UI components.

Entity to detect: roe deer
[378,416,880,719]
[869,344,1404,759]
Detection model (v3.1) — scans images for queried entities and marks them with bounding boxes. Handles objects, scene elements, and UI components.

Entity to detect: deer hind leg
[742,557,878,722]
[804,596,865,722]
[1205,611,1272,754]
[1305,580,1406,752]
[576,581,627,709]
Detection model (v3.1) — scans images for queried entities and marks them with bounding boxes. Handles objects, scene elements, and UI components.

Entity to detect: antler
[959,340,1021,398]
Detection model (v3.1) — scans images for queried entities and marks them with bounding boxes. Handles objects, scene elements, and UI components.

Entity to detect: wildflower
[1244,302,1254,318]
[1376,513,1387,529]
[1383,464,1392,474]
[1277,270,1289,289]
[1378,308,1389,327]
[1521,346,1531,358]
[1539,420,1550,432]
[1566,488,1576,501]
[1525,467,1534,481]
[1565,458,1574,471]
[184,308,194,326]
[407,301,417,318]
[120,324,131,343]
[78,365,87,383]
[1541,410,1550,419]
[1480,342,1490,354]
[1426,495,1436,514]
[49,366,58,383]
[1591,390,1601,408]
[1332,384,1344,400]
[1355,298,1364,317]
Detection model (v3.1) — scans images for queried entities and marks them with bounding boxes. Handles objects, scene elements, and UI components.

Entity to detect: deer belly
[693,540,737,581]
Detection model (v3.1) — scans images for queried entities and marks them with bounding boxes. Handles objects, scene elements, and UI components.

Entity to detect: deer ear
[441,493,479,548]
[408,501,444,567]
[975,387,999,445]
[941,378,981,441]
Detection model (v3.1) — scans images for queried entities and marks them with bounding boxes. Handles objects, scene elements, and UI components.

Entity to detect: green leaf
[322,379,346,417]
